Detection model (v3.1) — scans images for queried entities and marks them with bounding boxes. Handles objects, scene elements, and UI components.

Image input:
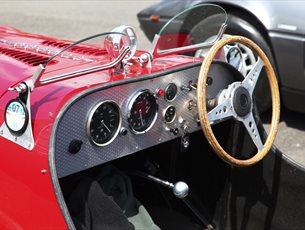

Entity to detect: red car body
[0,4,303,230]
[0,25,199,229]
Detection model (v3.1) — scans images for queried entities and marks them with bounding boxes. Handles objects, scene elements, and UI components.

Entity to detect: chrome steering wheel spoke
[242,57,264,95]
[208,98,234,125]
[240,112,264,151]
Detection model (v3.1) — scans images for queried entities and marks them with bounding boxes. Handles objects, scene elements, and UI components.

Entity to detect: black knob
[120,127,128,136]
[170,128,179,135]
[68,139,83,154]
[206,77,213,86]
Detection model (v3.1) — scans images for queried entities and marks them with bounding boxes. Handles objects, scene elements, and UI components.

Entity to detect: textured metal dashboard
[54,63,234,178]
[55,66,202,178]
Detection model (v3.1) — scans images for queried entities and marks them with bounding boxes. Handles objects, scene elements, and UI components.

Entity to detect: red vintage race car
[0,4,301,230]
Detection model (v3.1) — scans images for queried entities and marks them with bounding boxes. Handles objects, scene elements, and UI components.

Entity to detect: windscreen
[155,4,227,55]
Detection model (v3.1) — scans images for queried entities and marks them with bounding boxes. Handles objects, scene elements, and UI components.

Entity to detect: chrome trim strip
[49,127,76,230]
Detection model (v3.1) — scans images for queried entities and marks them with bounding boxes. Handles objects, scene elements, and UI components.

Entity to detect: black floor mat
[147,206,203,230]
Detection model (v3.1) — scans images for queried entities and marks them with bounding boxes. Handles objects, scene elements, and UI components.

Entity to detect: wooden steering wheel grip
[197,36,280,167]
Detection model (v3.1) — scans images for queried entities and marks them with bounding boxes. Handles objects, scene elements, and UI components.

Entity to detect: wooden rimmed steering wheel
[197,36,280,167]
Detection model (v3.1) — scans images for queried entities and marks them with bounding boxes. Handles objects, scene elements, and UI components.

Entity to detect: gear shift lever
[172,181,189,198]
[128,171,214,229]
[144,174,189,198]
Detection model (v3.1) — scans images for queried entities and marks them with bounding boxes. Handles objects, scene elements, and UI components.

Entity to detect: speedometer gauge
[128,90,158,134]
[87,101,121,146]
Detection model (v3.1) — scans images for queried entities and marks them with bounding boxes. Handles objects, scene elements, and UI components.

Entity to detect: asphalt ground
[0,1,304,165]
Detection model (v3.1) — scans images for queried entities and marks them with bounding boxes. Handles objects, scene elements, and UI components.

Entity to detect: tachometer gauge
[87,101,121,146]
[128,90,158,134]
[5,99,29,134]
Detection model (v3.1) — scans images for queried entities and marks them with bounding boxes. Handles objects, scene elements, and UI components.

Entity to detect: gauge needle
[139,109,144,126]
[101,120,111,132]
[145,105,151,114]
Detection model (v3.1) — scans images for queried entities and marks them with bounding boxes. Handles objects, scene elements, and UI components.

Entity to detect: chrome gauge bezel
[86,100,122,147]
[127,89,158,135]
[164,83,178,102]
[163,105,176,124]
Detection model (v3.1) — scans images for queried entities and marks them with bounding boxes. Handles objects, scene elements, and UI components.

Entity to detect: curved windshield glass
[153,4,227,57]
[36,32,131,86]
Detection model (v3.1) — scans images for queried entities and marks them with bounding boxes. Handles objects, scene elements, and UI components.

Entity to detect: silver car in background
[137,0,305,114]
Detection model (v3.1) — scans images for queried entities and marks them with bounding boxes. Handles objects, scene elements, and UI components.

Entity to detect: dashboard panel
[54,63,234,178]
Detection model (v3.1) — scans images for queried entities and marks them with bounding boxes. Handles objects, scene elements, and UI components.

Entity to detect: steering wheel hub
[233,86,252,117]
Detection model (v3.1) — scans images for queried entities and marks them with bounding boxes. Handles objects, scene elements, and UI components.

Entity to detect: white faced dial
[5,99,28,134]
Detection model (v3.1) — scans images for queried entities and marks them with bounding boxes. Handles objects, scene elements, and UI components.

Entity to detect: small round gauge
[87,101,121,146]
[164,106,176,123]
[128,90,158,134]
[165,83,178,102]
[5,99,29,134]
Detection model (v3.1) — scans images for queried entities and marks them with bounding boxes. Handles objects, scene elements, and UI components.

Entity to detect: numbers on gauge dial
[87,101,121,146]
[128,90,158,134]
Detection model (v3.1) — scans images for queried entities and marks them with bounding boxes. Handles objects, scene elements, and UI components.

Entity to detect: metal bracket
[138,52,152,68]
[0,84,34,150]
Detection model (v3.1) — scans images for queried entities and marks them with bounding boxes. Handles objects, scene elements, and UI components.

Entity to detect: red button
[157,89,165,97]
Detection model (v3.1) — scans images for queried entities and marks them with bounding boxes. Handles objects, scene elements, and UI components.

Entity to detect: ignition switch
[180,119,190,151]
[187,99,197,111]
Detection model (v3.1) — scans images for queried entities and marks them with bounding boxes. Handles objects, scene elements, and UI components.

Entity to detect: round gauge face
[164,106,176,123]
[128,90,158,134]
[5,99,28,134]
[87,101,121,146]
[165,83,178,101]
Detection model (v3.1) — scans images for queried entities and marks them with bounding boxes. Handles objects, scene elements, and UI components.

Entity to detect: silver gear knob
[172,181,189,198]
